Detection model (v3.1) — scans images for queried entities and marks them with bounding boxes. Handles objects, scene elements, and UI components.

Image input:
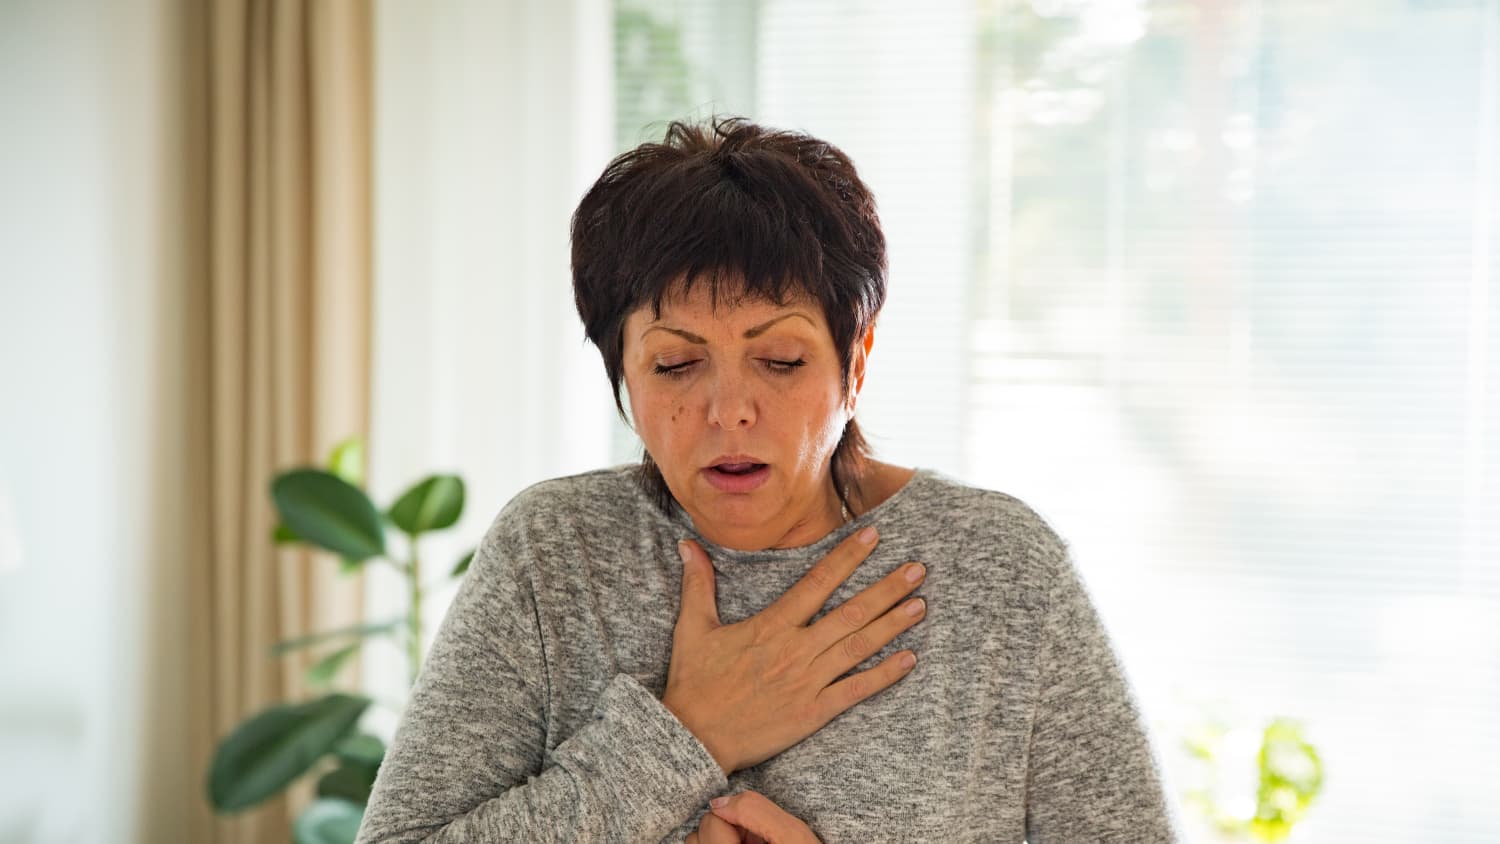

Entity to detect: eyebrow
[640,312,815,343]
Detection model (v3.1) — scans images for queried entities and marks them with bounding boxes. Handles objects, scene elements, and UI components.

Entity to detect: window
[616,0,1500,839]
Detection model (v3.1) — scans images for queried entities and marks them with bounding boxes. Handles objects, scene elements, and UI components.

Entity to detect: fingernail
[678,540,691,564]
[710,796,730,808]
[901,652,917,669]
[904,563,925,583]
[905,598,925,616]
[858,526,877,545]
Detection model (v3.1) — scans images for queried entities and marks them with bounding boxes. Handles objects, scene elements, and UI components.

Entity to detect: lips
[703,456,771,493]
[714,462,761,474]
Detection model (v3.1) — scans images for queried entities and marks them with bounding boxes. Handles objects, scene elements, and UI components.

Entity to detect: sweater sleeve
[354,509,728,844]
[1023,547,1178,843]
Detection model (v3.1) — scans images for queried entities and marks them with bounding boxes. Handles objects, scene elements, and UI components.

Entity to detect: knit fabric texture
[355,465,1178,843]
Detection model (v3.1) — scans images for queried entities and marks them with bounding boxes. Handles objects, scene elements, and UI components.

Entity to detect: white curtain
[364,0,619,723]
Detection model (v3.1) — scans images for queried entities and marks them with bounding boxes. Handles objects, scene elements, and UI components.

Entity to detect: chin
[695,492,773,528]
[680,482,779,533]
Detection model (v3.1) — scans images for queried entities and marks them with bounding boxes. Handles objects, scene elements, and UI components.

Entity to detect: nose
[704,366,757,430]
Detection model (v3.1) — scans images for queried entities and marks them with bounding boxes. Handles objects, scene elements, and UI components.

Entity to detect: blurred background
[2,0,1497,841]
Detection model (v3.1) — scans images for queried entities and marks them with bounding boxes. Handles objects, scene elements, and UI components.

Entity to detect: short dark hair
[570,115,888,514]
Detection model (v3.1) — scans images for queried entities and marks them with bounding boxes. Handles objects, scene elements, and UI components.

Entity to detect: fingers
[809,590,923,686]
[695,810,743,844]
[762,526,880,627]
[815,648,918,717]
[709,791,821,844]
[805,560,925,655]
[676,539,721,633]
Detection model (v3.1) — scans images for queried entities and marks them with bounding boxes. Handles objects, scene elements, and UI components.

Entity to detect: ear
[848,325,875,409]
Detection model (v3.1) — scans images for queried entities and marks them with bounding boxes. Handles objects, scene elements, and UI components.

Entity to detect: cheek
[629,380,692,452]
[812,413,846,455]
[789,387,848,458]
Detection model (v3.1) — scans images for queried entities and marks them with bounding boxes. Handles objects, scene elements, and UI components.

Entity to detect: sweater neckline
[646,467,938,567]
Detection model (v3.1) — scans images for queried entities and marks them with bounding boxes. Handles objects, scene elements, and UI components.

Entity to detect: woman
[356,117,1176,843]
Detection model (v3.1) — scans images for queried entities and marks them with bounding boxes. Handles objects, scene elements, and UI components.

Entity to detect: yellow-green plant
[204,437,474,844]
[1184,716,1325,842]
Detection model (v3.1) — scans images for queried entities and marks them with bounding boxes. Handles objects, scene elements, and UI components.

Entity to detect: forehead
[632,284,825,330]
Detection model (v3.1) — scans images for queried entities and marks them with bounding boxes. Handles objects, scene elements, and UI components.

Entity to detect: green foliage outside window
[1182,716,1325,841]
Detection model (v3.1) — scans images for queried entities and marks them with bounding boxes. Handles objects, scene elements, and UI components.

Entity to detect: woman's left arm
[1023,550,1179,843]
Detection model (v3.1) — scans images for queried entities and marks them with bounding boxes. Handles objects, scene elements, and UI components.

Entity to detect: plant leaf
[207,693,371,812]
[315,759,379,805]
[452,549,475,577]
[304,643,361,689]
[293,797,365,844]
[272,523,300,545]
[326,436,366,488]
[387,475,465,535]
[334,733,386,768]
[271,618,404,656]
[271,469,386,561]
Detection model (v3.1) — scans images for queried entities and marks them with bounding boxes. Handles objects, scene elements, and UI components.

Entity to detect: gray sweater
[355,465,1177,843]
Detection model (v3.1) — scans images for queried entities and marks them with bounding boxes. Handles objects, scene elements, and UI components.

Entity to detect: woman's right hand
[660,526,926,775]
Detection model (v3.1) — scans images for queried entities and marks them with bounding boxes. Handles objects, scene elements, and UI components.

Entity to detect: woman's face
[622,284,865,550]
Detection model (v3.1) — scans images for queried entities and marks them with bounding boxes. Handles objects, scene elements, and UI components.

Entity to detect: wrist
[661,693,736,776]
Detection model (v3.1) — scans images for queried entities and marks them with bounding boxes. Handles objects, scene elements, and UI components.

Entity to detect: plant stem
[407,536,423,688]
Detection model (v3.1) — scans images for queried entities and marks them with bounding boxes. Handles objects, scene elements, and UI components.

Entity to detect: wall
[0,1,202,841]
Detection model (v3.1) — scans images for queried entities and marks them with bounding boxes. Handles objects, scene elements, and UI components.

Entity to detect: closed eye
[652,360,699,378]
[764,358,806,374]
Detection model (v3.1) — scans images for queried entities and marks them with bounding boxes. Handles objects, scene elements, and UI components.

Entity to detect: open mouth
[703,459,772,492]
[711,462,766,476]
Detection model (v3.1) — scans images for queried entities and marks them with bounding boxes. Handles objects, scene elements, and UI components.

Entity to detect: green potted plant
[204,437,475,844]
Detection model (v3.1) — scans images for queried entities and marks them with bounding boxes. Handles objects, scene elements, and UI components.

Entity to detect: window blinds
[615,1,1500,839]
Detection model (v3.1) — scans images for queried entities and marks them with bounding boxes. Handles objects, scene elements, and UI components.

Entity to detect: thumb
[709,791,818,843]
[676,539,721,632]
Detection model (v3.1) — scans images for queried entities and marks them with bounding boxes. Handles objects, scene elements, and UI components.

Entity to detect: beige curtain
[183,1,374,841]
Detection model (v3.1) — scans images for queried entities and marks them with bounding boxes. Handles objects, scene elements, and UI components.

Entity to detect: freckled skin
[622,286,869,551]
